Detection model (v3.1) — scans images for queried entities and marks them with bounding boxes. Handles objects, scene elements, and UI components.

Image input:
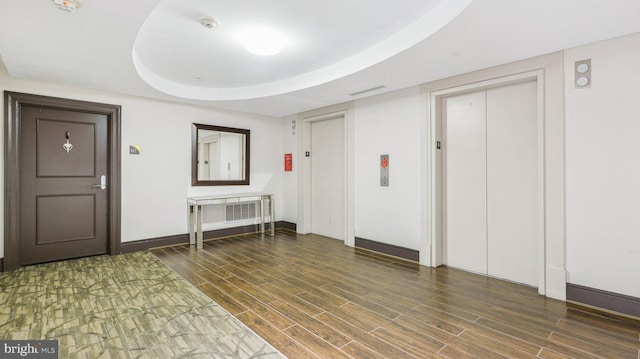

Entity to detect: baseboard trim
[355,237,419,262]
[0,257,4,272]
[566,283,640,318]
[280,221,297,231]
[120,234,189,254]
[120,221,295,254]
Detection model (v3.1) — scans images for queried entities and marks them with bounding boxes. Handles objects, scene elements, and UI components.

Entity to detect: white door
[443,91,488,275]
[310,117,345,240]
[444,81,538,286]
[486,81,538,286]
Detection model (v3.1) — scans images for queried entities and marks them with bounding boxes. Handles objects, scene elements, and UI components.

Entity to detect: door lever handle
[92,175,107,190]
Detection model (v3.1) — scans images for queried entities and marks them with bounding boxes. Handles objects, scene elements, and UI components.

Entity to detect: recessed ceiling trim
[132,0,473,101]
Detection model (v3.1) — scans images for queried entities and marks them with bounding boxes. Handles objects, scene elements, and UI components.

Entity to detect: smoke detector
[52,0,79,12]
[200,18,219,29]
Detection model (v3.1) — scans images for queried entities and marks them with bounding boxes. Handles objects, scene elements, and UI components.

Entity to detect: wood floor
[150,231,640,359]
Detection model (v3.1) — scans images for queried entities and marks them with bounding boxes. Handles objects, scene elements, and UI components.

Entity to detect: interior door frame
[3,91,122,271]
[297,103,355,246]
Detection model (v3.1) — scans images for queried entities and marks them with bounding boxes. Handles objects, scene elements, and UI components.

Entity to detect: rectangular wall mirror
[192,123,250,186]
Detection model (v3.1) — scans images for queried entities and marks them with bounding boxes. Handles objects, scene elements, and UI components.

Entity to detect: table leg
[269,195,275,236]
[196,205,203,249]
[188,205,195,245]
[260,198,265,234]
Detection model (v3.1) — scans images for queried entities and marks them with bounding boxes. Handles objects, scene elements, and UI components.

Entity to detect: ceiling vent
[349,85,386,96]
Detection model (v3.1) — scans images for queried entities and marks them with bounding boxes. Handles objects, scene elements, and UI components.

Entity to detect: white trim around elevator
[421,52,567,300]
[297,102,355,247]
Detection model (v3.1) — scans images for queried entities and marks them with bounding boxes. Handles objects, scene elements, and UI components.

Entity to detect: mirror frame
[191,123,250,186]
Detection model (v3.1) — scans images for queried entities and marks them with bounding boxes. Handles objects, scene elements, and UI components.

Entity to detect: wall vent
[225,202,258,222]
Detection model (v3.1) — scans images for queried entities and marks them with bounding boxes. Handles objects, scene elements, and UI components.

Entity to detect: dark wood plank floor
[150,231,640,359]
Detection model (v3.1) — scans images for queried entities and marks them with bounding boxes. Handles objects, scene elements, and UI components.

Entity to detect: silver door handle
[92,175,107,190]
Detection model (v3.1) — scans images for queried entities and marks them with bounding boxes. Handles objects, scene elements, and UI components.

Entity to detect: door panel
[37,119,96,177]
[20,106,108,265]
[310,117,345,240]
[486,81,538,286]
[36,195,96,244]
[444,91,488,274]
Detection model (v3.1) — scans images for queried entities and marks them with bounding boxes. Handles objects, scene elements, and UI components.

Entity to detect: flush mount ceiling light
[239,27,289,56]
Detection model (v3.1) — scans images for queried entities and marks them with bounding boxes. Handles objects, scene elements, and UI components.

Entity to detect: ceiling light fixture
[239,27,288,56]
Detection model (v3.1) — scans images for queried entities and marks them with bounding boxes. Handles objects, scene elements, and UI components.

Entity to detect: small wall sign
[129,145,141,155]
[380,154,389,187]
[284,153,293,171]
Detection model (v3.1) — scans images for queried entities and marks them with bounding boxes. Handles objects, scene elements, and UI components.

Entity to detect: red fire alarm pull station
[284,153,293,171]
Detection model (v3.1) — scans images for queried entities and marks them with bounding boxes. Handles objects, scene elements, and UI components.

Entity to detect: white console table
[187,193,275,249]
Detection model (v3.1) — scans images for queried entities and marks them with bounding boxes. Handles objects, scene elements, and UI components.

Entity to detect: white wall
[0,72,284,260]
[565,33,640,298]
[353,87,425,250]
[281,115,298,223]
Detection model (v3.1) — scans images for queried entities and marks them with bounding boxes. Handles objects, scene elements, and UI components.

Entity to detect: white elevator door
[444,81,538,287]
[310,117,345,240]
[443,91,488,275]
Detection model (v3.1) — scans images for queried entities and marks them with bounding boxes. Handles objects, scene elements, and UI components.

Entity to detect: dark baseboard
[0,257,3,272]
[279,221,297,231]
[120,221,295,254]
[355,237,419,262]
[120,233,190,254]
[567,283,640,318]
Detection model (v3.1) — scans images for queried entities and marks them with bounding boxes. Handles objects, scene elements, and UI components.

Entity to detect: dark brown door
[19,106,109,265]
